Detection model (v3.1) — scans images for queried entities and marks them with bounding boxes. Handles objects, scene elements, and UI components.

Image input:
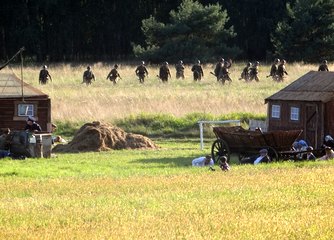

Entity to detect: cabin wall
[0,98,51,132]
[267,100,324,148]
[267,100,304,130]
[324,101,334,137]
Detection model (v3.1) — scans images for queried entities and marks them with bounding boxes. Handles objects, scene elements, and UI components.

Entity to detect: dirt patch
[53,121,158,153]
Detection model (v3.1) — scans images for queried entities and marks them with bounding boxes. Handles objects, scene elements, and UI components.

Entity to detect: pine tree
[133,0,240,63]
[272,0,334,62]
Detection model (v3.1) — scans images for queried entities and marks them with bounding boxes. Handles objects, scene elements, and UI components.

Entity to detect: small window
[18,104,34,117]
[290,107,300,121]
[271,105,280,119]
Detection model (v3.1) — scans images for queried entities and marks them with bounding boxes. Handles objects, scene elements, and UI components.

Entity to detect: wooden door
[305,104,318,148]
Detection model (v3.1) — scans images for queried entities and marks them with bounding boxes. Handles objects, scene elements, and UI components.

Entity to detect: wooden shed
[265,71,334,149]
[0,73,51,131]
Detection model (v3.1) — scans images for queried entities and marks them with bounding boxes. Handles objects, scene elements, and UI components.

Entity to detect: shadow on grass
[130,156,196,168]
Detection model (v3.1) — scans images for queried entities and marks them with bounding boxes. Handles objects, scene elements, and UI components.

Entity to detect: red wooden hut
[0,73,51,131]
[265,71,334,149]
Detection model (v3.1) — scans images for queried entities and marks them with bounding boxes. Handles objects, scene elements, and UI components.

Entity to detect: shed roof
[265,71,334,103]
[0,73,48,99]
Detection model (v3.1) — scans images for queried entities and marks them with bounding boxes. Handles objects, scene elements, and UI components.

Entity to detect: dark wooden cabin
[0,73,51,131]
[265,71,334,149]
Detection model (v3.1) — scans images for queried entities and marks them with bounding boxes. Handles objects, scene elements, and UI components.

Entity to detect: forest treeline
[1,0,333,63]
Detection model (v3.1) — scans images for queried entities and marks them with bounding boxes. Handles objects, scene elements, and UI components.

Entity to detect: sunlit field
[1,140,334,239]
[1,61,322,122]
[2,61,332,239]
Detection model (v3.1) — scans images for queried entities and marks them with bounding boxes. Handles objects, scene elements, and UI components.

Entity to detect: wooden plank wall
[267,100,324,148]
[0,98,51,132]
[325,101,334,137]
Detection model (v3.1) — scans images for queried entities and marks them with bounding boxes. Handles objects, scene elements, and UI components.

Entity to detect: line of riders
[38,58,330,86]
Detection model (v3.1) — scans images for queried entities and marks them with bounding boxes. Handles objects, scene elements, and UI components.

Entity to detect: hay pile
[53,121,157,153]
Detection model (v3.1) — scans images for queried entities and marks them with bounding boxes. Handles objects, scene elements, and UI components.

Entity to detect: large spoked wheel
[211,139,230,163]
[266,146,279,162]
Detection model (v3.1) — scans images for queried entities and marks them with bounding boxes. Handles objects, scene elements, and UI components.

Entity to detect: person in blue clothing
[292,140,308,159]
[0,128,11,158]
[24,117,42,132]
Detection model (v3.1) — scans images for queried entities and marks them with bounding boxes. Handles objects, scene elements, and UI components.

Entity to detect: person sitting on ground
[306,146,316,160]
[240,149,271,165]
[24,117,42,132]
[323,135,334,149]
[51,123,66,143]
[0,128,11,158]
[292,140,308,159]
[319,146,334,160]
[192,155,214,167]
[218,156,230,171]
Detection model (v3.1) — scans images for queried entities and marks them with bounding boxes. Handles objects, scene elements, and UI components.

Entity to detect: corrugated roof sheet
[265,71,334,102]
[0,73,48,98]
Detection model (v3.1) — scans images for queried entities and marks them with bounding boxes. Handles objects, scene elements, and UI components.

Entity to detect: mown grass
[0,139,334,239]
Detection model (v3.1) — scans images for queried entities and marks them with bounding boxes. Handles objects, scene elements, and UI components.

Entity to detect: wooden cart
[211,126,303,163]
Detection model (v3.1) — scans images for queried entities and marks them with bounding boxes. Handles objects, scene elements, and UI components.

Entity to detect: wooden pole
[20,50,24,102]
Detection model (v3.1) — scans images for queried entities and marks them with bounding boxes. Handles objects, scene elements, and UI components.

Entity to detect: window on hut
[290,107,300,121]
[271,104,281,119]
[18,104,34,117]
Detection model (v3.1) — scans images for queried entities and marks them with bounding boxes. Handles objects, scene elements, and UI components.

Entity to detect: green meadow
[1,63,334,239]
[1,139,334,239]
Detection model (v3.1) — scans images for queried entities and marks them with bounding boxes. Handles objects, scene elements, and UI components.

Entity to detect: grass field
[1,139,334,239]
[1,62,333,239]
[1,61,323,123]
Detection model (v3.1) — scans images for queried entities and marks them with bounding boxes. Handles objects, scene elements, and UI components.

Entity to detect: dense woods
[1,0,333,63]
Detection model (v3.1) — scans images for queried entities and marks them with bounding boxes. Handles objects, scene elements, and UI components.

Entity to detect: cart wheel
[211,139,230,163]
[266,146,279,162]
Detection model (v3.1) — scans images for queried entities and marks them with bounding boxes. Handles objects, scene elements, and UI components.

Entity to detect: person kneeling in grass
[240,148,271,165]
[218,156,230,171]
[319,146,334,160]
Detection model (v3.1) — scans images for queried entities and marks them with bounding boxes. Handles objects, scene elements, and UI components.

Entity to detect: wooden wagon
[211,126,303,163]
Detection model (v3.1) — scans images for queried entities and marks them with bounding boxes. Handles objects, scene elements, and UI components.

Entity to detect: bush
[114,112,266,138]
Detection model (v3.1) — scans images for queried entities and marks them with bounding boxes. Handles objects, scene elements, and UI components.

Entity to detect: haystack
[53,121,157,153]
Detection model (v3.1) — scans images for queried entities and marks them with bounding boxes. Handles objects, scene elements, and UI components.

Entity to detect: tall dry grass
[2,62,323,122]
